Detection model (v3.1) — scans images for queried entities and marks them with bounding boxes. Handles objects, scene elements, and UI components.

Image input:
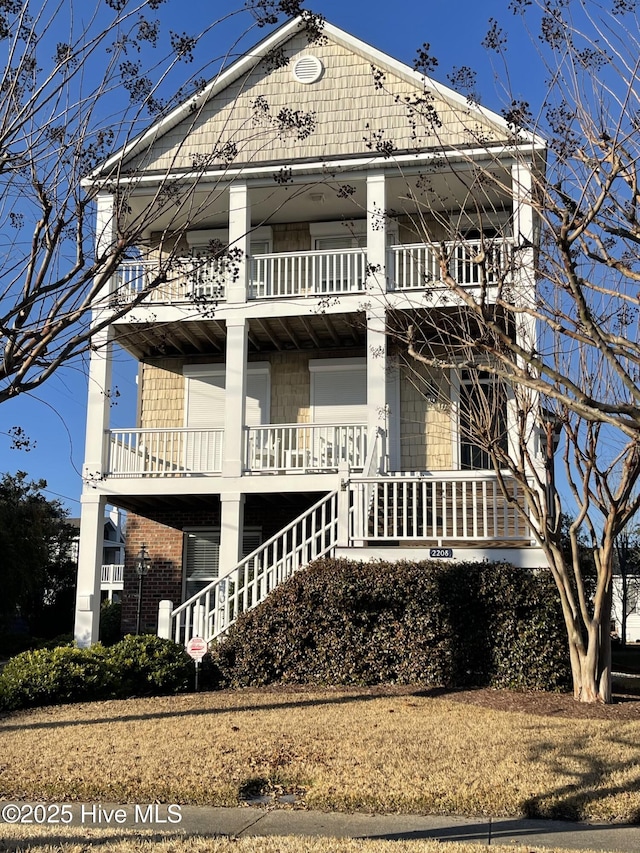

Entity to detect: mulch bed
[439,686,640,720]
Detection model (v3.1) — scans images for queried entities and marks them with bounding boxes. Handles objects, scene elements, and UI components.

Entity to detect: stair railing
[166,489,339,645]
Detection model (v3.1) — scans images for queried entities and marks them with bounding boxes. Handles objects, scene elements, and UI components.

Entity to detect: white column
[510,161,540,473]
[74,493,108,647]
[227,182,250,303]
[223,318,248,477]
[367,171,387,295]
[367,172,388,472]
[83,327,114,481]
[219,492,245,578]
[367,308,388,473]
[74,193,117,646]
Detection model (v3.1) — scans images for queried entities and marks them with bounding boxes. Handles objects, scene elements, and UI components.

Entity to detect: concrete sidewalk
[177,806,640,851]
[3,803,638,851]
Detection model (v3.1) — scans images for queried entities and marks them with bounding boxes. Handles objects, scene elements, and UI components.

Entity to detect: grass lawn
[0,827,621,853]
[1,686,640,823]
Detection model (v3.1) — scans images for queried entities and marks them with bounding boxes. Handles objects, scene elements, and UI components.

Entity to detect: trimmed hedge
[211,558,570,691]
[0,635,193,712]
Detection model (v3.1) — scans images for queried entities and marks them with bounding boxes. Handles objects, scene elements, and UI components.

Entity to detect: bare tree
[373,0,640,702]
[0,0,321,407]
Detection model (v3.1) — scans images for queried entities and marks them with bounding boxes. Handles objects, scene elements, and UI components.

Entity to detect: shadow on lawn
[519,729,640,823]
[0,686,447,732]
[0,831,186,850]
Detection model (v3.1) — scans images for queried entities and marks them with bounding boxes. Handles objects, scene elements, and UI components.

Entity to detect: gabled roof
[88,17,544,183]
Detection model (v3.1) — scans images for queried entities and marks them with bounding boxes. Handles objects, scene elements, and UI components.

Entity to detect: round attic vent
[292,55,323,84]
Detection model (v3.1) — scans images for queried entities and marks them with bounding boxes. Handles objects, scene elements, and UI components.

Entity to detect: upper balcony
[114,238,513,308]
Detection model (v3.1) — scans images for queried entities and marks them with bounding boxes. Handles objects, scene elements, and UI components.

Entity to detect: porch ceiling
[126,164,514,236]
[113,312,366,359]
[111,491,324,516]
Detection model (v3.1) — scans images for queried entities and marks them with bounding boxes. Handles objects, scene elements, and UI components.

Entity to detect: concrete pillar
[219,492,245,578]
[74,493,108,647]
[227,182,250,303]
[222,318,249,478]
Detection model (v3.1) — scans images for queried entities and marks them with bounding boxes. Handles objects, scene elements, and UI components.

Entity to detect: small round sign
[186,636,207,661]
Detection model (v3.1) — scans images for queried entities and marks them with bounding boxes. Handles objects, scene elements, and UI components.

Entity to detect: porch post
[366,170,387,295]
[157,600,174,640]
[222,318,249,478]
[366,308,387,473]
[510,161,539,471]
[367,171,388,472]
[74,192,116,646]
[74,493,108,647]
[219,492,245,578]
[227,181,250,303]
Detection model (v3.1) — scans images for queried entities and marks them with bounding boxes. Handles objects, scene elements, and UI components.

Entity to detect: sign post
[186,637,207,691]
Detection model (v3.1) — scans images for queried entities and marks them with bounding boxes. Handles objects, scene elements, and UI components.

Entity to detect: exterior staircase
[161,490,339,645]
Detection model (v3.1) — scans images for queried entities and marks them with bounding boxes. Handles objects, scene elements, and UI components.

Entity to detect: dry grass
[0,827,619,853]
[1,686,640,821]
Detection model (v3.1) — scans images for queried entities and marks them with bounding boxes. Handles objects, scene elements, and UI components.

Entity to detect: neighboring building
[612,575,640,643]
[74,17,546,646]
[69,508,125,604]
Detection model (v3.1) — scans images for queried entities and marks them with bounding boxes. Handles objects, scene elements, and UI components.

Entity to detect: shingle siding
[127,33,504,174]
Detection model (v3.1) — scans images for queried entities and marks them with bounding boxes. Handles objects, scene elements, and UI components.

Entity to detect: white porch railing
[250,248,367,298]
[168,490,339,644]
[350,472,529,545]
[101,564,124,585]
[391,238,513,290]
[107,428,224,475]
[246,423,367,472]
[115,258,227,304]
[114,240,513,305]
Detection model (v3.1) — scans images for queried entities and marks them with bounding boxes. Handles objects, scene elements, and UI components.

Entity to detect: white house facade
[74,17,547,647]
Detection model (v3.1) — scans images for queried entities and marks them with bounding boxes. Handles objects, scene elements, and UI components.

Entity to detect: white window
[183,364,270,428]
[183,528,262,600]
[310,358,366,424]
[182,363,270,470]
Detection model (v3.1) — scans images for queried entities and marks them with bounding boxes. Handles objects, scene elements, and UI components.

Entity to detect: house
[74,16,546,647]
[69,508,126,603]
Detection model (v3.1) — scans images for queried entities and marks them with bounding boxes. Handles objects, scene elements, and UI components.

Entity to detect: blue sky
[0,0,541,512]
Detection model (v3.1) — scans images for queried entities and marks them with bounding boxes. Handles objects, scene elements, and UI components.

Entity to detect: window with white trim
[183,528,262,600]
[458,369,507,471]
[310,358,366,424]
[183,364,270,428]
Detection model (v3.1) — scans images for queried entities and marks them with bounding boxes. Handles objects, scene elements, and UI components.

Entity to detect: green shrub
[0,636,193,712]
[211,558,570,691]
[0,645,114,711]
[107,634,193,696]
[99,600,122,646]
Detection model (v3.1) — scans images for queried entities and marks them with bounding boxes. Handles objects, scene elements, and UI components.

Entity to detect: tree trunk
[567,604,613,703]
